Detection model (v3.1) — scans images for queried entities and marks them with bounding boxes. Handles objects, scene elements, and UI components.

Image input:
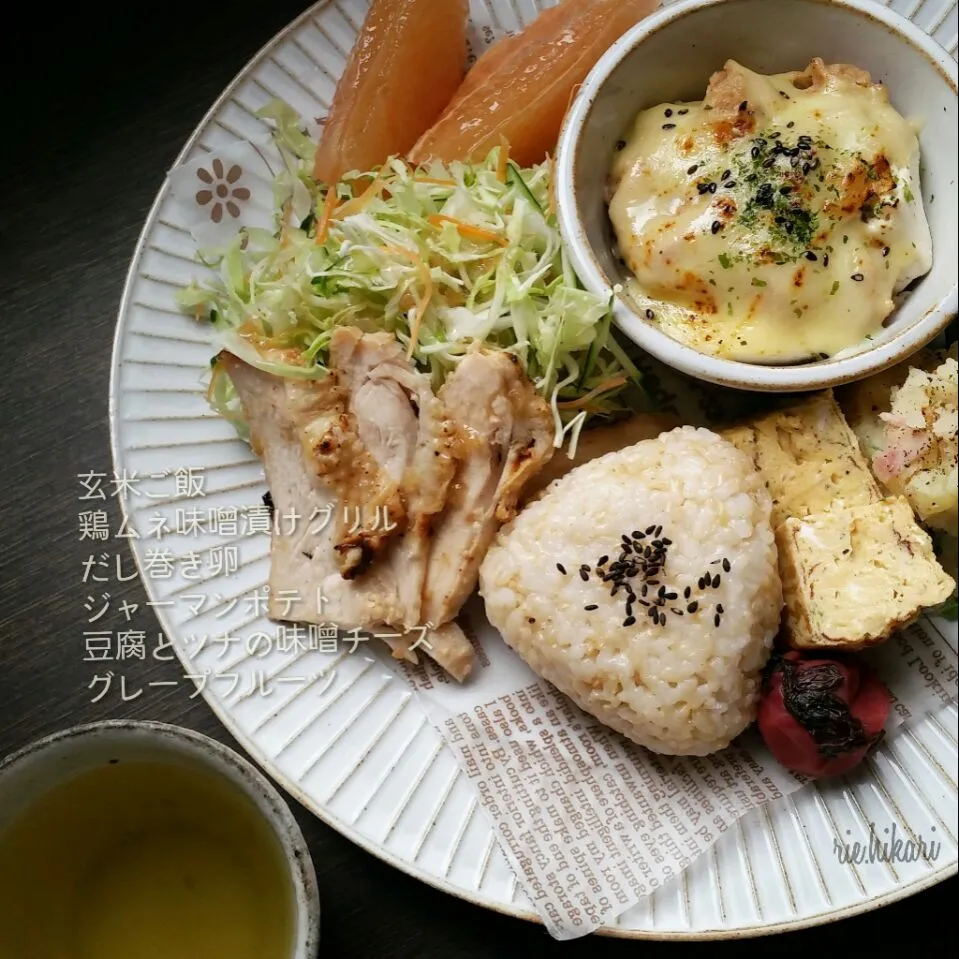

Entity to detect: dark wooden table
[1,3,955,955]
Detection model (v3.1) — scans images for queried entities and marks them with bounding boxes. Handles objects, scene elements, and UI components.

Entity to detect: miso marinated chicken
[218,352,417,629]
[317,328,457,587]
[219,335,554,681]
[421,350,555,627]
[379,620,476,683]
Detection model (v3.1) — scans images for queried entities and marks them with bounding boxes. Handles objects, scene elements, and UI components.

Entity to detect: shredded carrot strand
[557,376,628,410]
[314,186,338,244]
[237,319,260,339]
[334,177,387,218]
[413,176,457,186]
[496,137,510,183]
[378,245,434,360]
[428,214,508,247]
[406,268,433,361]
[379,244,420,265]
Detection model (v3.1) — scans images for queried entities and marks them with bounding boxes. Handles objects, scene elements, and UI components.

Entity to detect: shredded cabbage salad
[178,100,647,450]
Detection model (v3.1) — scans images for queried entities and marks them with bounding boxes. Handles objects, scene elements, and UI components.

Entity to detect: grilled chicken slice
[220,347,474,678]
[421,350,555,626]
[305,331,417,578]
[219,352,410,628]
[297,374,404,579]
[379,620,475,682]
[327,328,457,598]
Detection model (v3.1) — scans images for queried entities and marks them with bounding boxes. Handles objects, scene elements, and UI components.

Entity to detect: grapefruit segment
[408,0,660,167]
[312,0,469,184]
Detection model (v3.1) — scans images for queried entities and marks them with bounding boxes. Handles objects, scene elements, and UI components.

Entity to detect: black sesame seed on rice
[579,568,590,582]
[684,586,692,599]
[556,563,567,575]
[584,604,599,611]
[687,602,699,613]
[714,613,722,628]
[722,558,731,572]
[623,616,636,627]
[712,573,721,588]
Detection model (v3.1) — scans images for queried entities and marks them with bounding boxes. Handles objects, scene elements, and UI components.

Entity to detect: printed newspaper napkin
[398,597,957,940]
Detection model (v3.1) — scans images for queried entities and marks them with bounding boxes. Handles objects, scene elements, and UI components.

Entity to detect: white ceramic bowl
[0,721,320,958]
[556,0,958,392]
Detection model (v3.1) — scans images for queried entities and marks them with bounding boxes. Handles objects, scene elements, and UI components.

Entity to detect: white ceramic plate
[111,0,958,938]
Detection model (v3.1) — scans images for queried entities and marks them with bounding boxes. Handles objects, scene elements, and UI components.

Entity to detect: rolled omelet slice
[776,496,955,651]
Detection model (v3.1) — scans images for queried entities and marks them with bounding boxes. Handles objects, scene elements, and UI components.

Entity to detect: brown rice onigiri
[478,426,782,756]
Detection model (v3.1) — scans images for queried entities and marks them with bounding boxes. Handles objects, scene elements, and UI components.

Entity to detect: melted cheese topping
[608,59,932,363]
